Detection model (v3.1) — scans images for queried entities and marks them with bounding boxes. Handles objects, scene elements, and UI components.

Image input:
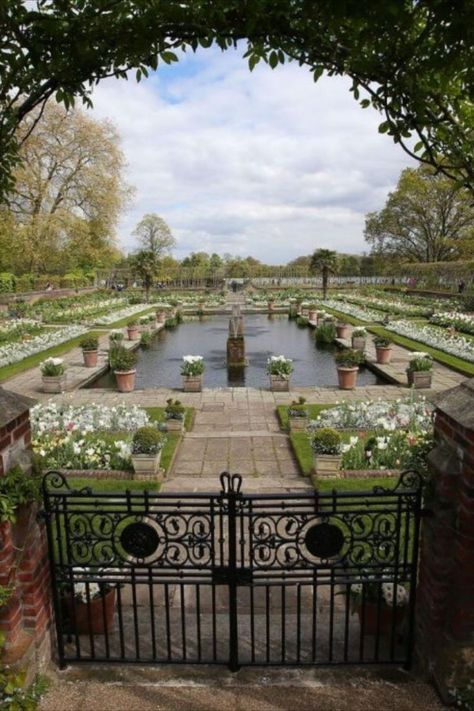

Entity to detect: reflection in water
[87,314,384,389]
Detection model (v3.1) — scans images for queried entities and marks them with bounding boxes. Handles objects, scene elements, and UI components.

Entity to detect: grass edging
[277,404,333,430]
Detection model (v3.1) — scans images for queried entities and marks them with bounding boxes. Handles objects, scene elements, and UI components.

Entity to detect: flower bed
[94,303,157,325]
[308,396,433,432]
[0,324,88,367]
[0,318,43,344]
[31,402,151,433]
[430,311,474,336]
[385,319,474,363]
[321,299,382,323]
[341,294,433,317]
[24,293,129,323]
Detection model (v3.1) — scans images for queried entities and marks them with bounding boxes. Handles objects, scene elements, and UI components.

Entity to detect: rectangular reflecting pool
[87,314,385,389]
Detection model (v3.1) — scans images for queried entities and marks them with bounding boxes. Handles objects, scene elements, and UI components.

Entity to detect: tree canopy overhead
[1,1,473,201]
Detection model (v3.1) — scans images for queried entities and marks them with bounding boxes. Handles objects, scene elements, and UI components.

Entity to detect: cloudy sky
[90,45,415,263]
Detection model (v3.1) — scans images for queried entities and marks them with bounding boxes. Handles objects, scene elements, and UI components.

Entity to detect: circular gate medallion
[120,521,160,559]
[304,522,344,559]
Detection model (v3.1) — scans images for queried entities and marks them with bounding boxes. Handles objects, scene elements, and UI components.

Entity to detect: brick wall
[416,380,474,699]
[0,401,51,667]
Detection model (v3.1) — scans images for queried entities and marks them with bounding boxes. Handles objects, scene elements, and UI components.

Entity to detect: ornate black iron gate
[42,470,424,670]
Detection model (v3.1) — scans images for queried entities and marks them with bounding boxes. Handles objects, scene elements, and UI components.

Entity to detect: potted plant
[156,309,167,324]
[131,426,166,478]
[80,335,99,368]
[63,571,116,635]
[267,355,294,391]
[406,352,433,388]
[139,315,150,332]
[181,355,204,392]
[336,322,350,339]
[351,327,367,351]
[267,296,275,312]
[109,329,124,345]
[373,335,393,364]
[300,301,309,317]
[311,427,342,481]
[127,319,140,341]
[307,304,318,322]
[165,398,186,432]
[335,349,364,389]
[40,357,66,393]
[287,397,308,431]
[345,577,409,636]
[315,310,326,325]
[110,345,138,392]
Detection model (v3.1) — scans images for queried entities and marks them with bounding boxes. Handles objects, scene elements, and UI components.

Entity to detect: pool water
[88,314,384,389]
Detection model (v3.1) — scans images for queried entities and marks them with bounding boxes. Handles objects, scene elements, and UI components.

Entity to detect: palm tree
[310,249,338,299]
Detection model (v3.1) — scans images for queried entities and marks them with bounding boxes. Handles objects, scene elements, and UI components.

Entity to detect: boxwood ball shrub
[311,428,342,455]
[165,398,185,420]
[131,426,165,455]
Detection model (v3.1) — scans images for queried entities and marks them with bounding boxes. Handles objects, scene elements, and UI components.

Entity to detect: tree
[132,214,176,259]
[364,166,474,263]
[5,102,130,274]
[129,249,159,302]
[310,249,338,298]
[0,2,473,201]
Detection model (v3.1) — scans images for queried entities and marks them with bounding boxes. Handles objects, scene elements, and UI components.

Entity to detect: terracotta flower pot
[337,366,358,390]
[156,311,166,323]
[66,588,116,635]
[357,600,407,636]
[268,302,275,312]
[42,374,66,393]
[308,310,317,322]
[407,370,432,389]
[114,369,136,392]
[82,349,98,368]
[270,374,290,391]
[183,375,202,392]
[336,324,350,339]
[375,346,392,364]
[127,327,140,341]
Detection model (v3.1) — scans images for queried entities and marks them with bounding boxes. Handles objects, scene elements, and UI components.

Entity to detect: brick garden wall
[0,406,52,668]
[415,381,474,699]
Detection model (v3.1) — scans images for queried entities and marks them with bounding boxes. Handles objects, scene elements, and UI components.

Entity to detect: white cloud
[89,47,415,263]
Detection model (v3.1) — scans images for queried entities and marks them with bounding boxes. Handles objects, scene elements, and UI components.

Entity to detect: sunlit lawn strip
[0,329,102,382]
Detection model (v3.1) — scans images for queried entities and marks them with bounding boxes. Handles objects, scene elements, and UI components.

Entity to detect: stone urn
[352,336,366,351]
[270,375,290,392]
[42,375,66,393]
[114,369,136,393]
[131,450,162,477]
[375,346,392,364]
[311,453,342,481]
[407,370,432,389]
[337,367,358,390]
[183,375,203,392]
[336,323,350,339]
[82,349,98,368]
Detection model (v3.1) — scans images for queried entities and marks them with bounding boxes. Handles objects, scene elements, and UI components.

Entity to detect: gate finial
[219,472,243,494]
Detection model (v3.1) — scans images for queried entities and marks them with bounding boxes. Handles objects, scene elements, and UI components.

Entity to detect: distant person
[45,282,53,291]
[458,279,466,294]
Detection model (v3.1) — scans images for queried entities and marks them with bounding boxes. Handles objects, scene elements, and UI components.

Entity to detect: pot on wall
[407,370,432,389]
[336,324,350,339]
[375,346,392,364]
[351,336,366,351]
[131,449,162,477]
[311,453,342,481]
[82,349,98,368]
[42,375,66,393]
[337,366,358,390]
[127,326,140,341]
[183,375,203,392]
[270,375,290,392]
[114,369,136,392]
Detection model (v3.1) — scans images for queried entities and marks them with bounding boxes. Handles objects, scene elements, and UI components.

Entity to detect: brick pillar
[0,387,52,668]
[415,378,474,698]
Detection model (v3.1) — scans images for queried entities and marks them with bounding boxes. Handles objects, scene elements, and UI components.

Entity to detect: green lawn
[145,406,195,431]
[277,404,333,430]
[0,329,103,382]
[68,477,161,492]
